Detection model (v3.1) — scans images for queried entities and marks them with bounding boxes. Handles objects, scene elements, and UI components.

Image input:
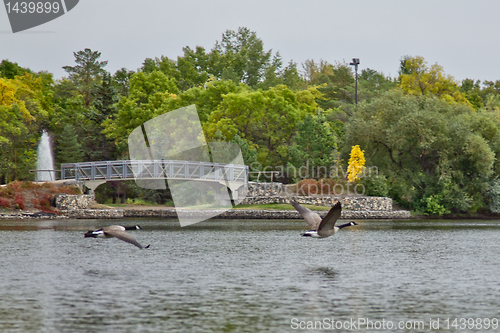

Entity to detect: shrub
[7,180,23,194]
[298,179,319,196]
[421,194,450,216]
[486,179,500,213]
[361,174,389,197]
[35,193,53,211]
[14,193,25,210]
[317,178,336,195]
[0,197,11,208]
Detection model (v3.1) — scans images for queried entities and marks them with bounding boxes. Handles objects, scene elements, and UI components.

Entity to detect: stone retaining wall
[55,194,94,210]
[217,209,410,219]
[241,195,393,212]
[246,182,283,197]
[57,207,410,219]
[52,193,410,220]
[61,209,123,219]
[54,190,393,212]
[0,212,64,220]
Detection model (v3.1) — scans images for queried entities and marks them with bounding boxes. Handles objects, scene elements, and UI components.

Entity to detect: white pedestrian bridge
[60,160,249,196]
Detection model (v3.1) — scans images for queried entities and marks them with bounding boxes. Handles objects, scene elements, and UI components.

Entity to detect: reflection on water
[1,219,500,332]
[308,266,338,280]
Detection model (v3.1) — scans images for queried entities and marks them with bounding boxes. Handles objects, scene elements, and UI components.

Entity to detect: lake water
[1,218,500,332]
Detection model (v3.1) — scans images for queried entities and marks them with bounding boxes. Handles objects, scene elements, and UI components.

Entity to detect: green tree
[205,85,320,167]
[460,78,484,109]
[133,28,301,92]
[303,59,395,116]
[177,46,209,90]
[102,70,179,155]
[141,56,180,80]
[50,94,88,160]
[55,52,118,162]
[62,48,108,107]
[0,60,29,79]
[316,61,355,110]
[89,72,118,160]
[289,111,337,179]
[302,59,332,84]
[345,90,495,213]
[280,60,303,90]
[231,134,258,168]
[480,80,500,100]
[259,57,302,90]
[0,103,30,183]
[167,78,247,122]
[358,68,397,103]
[208,27,289,89]
[56,124,84,164]
[112,67,134,97]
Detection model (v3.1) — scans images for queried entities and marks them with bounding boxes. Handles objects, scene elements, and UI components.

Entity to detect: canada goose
[291,201,358,238]
[84,225,149,249]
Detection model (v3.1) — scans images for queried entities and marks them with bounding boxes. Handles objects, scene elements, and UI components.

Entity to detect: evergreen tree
[62,48,108,107]
[90,72,117,160]
[56,124,84,164]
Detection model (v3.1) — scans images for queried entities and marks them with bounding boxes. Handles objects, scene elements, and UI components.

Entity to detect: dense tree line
[2,27,500,213]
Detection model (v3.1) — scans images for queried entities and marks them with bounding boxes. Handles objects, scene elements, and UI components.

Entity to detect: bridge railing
[60,160,248,183]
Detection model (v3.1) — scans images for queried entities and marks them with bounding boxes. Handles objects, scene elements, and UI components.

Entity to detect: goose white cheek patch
[128,105,248,227]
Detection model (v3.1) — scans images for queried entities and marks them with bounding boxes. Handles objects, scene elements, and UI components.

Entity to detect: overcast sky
[1,0,500,83]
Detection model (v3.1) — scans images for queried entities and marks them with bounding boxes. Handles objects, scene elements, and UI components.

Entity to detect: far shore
[95,203,500,219]
[1,202,500,220]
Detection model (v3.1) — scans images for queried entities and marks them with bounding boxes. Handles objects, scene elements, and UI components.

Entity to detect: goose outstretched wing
[317,202,342,237]
[103,225,146,249]
[291,201,322,231]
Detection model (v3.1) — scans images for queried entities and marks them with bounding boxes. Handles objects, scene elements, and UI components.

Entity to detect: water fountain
[36,130,55,181]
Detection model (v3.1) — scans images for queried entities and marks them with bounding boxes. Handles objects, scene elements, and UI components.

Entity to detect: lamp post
[349,58,360,109]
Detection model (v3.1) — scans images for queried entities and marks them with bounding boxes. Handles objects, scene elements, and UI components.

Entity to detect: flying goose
[84,225,149,249]
[291,201,358,238]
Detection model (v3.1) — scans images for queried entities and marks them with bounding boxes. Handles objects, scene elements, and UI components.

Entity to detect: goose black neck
[338,222,356,229]
[84,231,98,238]
[125,226,140,230]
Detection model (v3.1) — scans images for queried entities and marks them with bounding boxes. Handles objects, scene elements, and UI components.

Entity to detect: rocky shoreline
[0,194,412,220]
[0,208,411,220]
[59,208,411,220]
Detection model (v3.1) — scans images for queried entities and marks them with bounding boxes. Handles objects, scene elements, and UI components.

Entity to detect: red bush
[317,178,339,194]
[0,181,80,211]
[38,193,52,210]
[0,197,11,208]
[14,193,25,210]
[7,180,23,194]
[298,179,319,195]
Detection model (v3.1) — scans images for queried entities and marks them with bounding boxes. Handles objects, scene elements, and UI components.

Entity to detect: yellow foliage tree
[347,145,365,183]
[0,78,17,106]
[398,55,472,107]
[0,75,39,121]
